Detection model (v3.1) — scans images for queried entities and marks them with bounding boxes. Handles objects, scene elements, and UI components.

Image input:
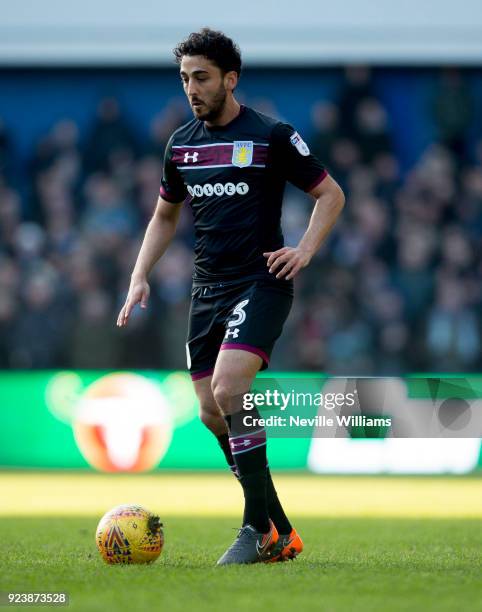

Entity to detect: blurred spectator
[0,292,16,366]
[0,256,19,367]
[0,117,13,182]
[457,167,482,240]
[309,102,339,168]
[135,156,163,222]
[337,66,374,139]
[393,224,436,323]
[354,98,392,163]
[10,267,70,367]
[0,187,22,254]
[145,98,190,158]
[82,173,138,239]
[328,138,361,191]
[84,97,138,174]
[425,276,480,370]
[432,68,474,162]
[69,290,120,368]
[373,153,401,205]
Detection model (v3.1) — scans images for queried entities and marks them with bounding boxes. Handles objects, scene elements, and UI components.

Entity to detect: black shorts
[186,279,293,380]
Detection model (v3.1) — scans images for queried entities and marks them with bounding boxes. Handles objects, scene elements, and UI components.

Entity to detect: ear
[224,70,238,92]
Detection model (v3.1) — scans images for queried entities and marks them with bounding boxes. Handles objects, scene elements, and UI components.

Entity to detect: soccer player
[117,28,345,565]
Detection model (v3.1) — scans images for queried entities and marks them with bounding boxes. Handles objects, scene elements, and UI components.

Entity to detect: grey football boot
[216,521,278,566]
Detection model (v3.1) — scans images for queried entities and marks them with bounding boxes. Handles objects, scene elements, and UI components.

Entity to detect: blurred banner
[0,371,481,473]
[2,0,482,65]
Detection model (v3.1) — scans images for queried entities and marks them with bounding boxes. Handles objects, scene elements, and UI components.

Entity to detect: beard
[192,84,227,122]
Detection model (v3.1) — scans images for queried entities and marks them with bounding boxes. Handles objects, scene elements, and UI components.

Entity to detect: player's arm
[264,174,345,280]
[117,196,183,327]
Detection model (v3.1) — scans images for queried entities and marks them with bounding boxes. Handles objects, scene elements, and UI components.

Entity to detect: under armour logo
[184,152,199,163]
[231,440,251,448]
[224,327,239,339]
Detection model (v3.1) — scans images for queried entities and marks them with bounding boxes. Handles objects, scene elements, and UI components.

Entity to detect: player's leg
[191,370,294,546]
[188,281,300,562]
[186,285,240,478]
[212,349,268,529]
[214,281,302,562]
[212,348,279,564]
[192,374,238,478]
[197,351,301,563]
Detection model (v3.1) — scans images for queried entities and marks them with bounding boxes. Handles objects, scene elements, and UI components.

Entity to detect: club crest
[232,141,253,168]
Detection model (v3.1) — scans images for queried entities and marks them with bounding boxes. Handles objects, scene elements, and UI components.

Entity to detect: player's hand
[116,277,150,327]
[263,247,312,280]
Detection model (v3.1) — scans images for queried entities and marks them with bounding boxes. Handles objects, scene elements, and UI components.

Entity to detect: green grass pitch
[1,473,482,612]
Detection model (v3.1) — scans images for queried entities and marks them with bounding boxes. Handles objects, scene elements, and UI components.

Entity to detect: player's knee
[211,378,232,413]
[199,403,226,434]
[211,377,244,415]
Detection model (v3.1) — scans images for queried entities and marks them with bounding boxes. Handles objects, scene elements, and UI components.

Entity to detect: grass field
[1,472,482,612]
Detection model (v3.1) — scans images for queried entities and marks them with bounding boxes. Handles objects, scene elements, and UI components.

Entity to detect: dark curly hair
[173,28,242,76]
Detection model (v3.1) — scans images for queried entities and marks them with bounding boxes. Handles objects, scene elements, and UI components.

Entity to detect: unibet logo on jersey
[187,182,249,198]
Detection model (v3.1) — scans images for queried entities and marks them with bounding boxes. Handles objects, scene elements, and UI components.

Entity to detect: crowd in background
[0,67,481,373]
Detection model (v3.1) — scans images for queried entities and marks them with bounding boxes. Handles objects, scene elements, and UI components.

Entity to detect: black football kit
[159,105,327,378]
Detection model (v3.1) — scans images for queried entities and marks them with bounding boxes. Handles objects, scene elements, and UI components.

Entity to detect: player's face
[180,56,235,122]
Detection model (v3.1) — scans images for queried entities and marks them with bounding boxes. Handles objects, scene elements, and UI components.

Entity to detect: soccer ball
[95,504,164,564]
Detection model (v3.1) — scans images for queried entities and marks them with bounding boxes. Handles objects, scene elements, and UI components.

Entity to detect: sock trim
[229,428,265,440]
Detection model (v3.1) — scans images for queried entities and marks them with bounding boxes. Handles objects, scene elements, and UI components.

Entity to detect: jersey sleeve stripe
[159,184,183,203]
[304,169,328,193]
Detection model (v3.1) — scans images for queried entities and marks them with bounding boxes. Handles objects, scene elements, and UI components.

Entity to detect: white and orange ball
[96,504,164,564]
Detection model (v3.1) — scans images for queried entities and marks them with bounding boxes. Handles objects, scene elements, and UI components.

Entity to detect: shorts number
[228,299,249,327]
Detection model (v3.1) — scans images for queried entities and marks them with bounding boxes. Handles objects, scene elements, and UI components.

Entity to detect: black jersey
[159,105,327,286]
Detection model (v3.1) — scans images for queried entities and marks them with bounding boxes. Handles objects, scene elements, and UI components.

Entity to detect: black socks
[218,406,291,535]
[216,433,239,478]
[266,468,292,534]
[226,409,270,533]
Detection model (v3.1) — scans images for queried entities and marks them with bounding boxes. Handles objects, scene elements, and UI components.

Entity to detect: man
[117,28,345,565]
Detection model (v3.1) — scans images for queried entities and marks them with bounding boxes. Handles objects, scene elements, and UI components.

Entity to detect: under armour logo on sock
[229,429,267,455]
[231,439,252,448]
